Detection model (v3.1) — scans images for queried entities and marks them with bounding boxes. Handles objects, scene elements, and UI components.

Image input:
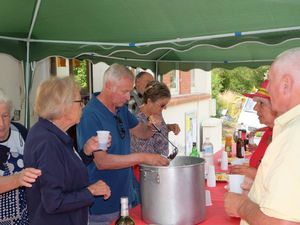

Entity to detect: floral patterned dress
[131,112,169,156]
[0,124,28,225]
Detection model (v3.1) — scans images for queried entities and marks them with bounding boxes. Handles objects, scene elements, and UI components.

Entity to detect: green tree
[73,60,88,89]
[212,66,269,95]
[212,66,269,119]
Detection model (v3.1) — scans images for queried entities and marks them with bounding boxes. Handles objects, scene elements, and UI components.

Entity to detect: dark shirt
[24,118,94,225]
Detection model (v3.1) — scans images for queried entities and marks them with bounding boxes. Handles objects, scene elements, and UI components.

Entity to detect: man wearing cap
[231,80,277,179]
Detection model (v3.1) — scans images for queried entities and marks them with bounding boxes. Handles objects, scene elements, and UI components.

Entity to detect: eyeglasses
[114,115,125,139]
[73,99,86,107]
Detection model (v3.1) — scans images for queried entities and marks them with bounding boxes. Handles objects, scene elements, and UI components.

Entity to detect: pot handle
[140,168,160,184]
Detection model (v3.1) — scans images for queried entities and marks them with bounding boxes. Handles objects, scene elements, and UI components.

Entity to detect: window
[191,69,197,93]
[169,70,179,95]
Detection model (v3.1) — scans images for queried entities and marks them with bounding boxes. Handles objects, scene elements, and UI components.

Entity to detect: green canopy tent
[1,0,300,126]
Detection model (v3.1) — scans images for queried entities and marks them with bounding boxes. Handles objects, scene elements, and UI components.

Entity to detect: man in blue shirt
[77,63,169,225]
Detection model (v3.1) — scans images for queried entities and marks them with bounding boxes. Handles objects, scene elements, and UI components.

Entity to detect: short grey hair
[103,63,134,84]
[273,47,300,79]
[34,76,81,120]
[0,88,13,115]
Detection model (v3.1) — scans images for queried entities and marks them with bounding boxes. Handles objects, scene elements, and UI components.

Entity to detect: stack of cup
[220,151,228,171]
[207,165,216,187]
[205,190,212,206]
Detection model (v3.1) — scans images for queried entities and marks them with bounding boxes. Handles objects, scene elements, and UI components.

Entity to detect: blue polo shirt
[76,93,138,215]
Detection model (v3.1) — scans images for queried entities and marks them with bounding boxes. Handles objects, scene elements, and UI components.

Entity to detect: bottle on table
[224,134,233,158]
[189,142,200,158]
[115,197,135,225]
[240,129,248,151]
[202,137,214,178]
[236,131,245,158]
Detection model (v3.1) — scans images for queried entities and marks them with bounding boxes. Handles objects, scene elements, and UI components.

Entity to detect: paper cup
[205,190,212,206]
[228,174,245,194]
[207,165,216,187]
[220,151,228,170]
[231,158,246,166]
[96,130,110,150]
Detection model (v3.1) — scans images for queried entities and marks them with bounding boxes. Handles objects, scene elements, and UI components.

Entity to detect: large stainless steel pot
[140,156,205,225]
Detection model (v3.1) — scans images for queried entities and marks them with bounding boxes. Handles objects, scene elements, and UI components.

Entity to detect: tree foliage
[73,60,88,89]
[212,66,269,95]
[212,66,270,119]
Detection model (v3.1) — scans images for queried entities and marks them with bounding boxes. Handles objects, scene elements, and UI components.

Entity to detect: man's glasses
[114,115,125,139]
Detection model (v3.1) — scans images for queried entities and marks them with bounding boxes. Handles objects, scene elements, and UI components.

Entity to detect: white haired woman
[0,89,41,225]
[23,77,111,225]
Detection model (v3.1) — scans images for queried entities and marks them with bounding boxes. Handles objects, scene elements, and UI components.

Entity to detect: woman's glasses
[114,115,125,139]
[73,98,88,107]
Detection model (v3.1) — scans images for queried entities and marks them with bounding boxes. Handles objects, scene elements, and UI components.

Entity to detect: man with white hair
[77,64,169,225]
[225,48,300,225]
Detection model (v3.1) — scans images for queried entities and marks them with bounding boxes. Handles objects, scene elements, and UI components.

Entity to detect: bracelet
[79,149,94,165]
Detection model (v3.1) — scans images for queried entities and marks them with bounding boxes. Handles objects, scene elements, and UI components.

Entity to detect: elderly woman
[23,77,111,225]
[131,80,180,156]
[231,80,277,179]
[0,89,41,225]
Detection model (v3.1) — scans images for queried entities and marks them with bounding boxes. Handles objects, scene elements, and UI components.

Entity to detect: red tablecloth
[111,149,243,225]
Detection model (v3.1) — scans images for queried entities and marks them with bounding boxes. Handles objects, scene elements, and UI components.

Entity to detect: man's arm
[93,151,169,170]
[225,193,300,225]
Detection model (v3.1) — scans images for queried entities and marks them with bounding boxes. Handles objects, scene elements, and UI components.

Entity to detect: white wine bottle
[115,197,135,225]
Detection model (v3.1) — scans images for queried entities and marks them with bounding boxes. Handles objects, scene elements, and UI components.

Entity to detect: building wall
[179,71,191,94]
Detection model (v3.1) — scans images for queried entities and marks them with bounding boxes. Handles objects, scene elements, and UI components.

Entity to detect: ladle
[151,123,178,160]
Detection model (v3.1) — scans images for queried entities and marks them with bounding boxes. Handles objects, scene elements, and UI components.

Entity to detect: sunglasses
[114,115,125,139]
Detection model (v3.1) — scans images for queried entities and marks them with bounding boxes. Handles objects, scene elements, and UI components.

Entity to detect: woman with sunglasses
[131,80,180,156]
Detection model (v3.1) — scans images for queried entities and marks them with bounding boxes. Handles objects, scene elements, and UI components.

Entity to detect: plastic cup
[228,174,245,194]
[220,151,228,170]
[96,130,110,150]
[205,190,212,206]
[231,158,246,166]
[207,165,216,187]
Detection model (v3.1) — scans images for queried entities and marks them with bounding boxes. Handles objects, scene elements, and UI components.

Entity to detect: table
[111,149,242,225]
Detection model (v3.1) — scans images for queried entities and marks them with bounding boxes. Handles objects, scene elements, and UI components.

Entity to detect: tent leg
[24,41,32,128]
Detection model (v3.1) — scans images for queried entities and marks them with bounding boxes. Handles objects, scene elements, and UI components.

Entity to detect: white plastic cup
[220,151,228,170]
[96,130,110,150]
[207,165,216,187]
[231,158,246,166]
[205,190,212,206]
[228,174,245,194]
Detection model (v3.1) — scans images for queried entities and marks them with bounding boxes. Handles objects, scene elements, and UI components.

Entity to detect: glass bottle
[224,134,233,157]
[236,131,245,158]
[202,137,214,178]
[189,142,200,158]
[115,197,135,225]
